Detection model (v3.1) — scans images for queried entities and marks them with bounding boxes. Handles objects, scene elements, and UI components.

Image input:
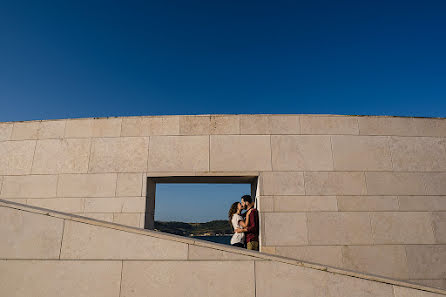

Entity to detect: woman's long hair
[228,202,239,229]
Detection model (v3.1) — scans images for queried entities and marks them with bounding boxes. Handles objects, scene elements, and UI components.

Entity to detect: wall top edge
[1,198,446,296]
[2,113,446,124]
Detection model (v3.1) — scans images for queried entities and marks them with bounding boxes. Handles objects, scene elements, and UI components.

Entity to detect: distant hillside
[154,220,232,236]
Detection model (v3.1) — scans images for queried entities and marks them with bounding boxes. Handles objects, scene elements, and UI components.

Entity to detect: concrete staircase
[1,198,445,297]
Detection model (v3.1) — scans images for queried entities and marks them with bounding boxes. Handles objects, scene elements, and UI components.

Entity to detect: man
[236,194,259,251]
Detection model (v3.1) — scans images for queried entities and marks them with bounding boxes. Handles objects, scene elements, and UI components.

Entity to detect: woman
[228,202,247,248]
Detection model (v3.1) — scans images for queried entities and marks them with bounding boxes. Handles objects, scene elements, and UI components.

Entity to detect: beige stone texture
[27,198,84,213]
[300,116,359,135]
[1,175,57,198]
[405,246,446,279]
[65,118,122,138]
[337,196,399,211]
[262,172,305,195]
[410,280,446,291]
[148,136,209,171]
[210,135,271,171]
[390,137,446,171]
[116,173,143,196]
[188,245,256,260]
[81,212,114,222]
[0,206,63,258]
[113,213,141,227]
[38,120,66,139]
[240,114,271,134]
[121,261,254,297]
[424,173,446,195]
[274,195,338,212]
[0,176,3,194]
[275,246,343,267]
[271,135,333,171]
[84,197,145,213]
[394,286,445,297]
[371,213,435,244]
[305,172,367,195]
[256,261,394,297]
[432,212,446,243]
[307,212,373,245]
[147,116,180,135]
[342,245,409,279]
[0,140,36,175]
[89,137,149,172]
[1,198,27,204]
[64,118,93,138]
[332,135,392,171]
[11,121,40,140]
[264,213,308,245]
[260,246,276,254]
[121,116,148,136]
[0,260,121,297]
[210,115,240,134]
[57,173,117,197]
[179,115,211,135]
[359,116,421,136]
[31,138,90,174]
[258,195,274,212]
[0,123,13,141]
[412,118,446,137]
[366,172,427,195]
[398,196,446,211]
[61,220,188,259]
[270,115,300,134]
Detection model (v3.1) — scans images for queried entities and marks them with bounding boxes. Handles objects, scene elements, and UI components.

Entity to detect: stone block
[116,173,143,196]
[1,175,57,198]
[274,196,338,212]
[370,212,435,244]
[305,172,367,195]
[0,140,36,175]
[113,213,141,227]
[300,115,359,135]
[262,172,305,195]
[256,261,394,297]
[240,114,271,134]
[121,117,148,136]
[89,137,149,172]
[405,245,446,279]
[65,118,121,138]
[270,115,300,134]
[258,196,274,212]
[307,212,373,244]
[210,115,240,134]
[390,137,446,171]
[0,260,121,297]
[341,245,409,279]
[398,196,446,211]
[0,176,3,194]
[424,173,446,195]
[264,213,308,245]
[366,172,427,195]
[393,286,445,297]
[337,196,399,211]
[0,123,13,141]
[148,136,209,171]
[147,116,180,135]
[11,121,40,140]
[275,246,343,267]
[332,135,392,171]
[432,212,446,243]
[57,173,117,197]
[188,245,255,260]
[271,135,333,171]
[210,135,271,171]
[409,280,446,291]
[64,118,93,138]
[359,116,417,136]
[31,138,91,174]
[84,197,145,213]
[61,220,188,259]
[27,198,84,212]
[179,115,210,135]
[38,120,66,139]
[121,261,254,297]
[81,212,114,222]
[0,206,63,258]
[412,117,446,137]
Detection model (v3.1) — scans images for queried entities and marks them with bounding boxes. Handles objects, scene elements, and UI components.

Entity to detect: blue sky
[1,0,445,122]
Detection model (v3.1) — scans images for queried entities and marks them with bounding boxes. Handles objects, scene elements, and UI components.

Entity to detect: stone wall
[0,114,445,288]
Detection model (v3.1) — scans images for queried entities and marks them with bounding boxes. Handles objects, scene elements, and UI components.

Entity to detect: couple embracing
[228,195,259,251]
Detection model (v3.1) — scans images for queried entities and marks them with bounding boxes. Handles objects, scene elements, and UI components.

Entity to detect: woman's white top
[230,214,245,245]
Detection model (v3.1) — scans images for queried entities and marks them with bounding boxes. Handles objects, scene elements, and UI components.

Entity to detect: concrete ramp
[1,199,445,297]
